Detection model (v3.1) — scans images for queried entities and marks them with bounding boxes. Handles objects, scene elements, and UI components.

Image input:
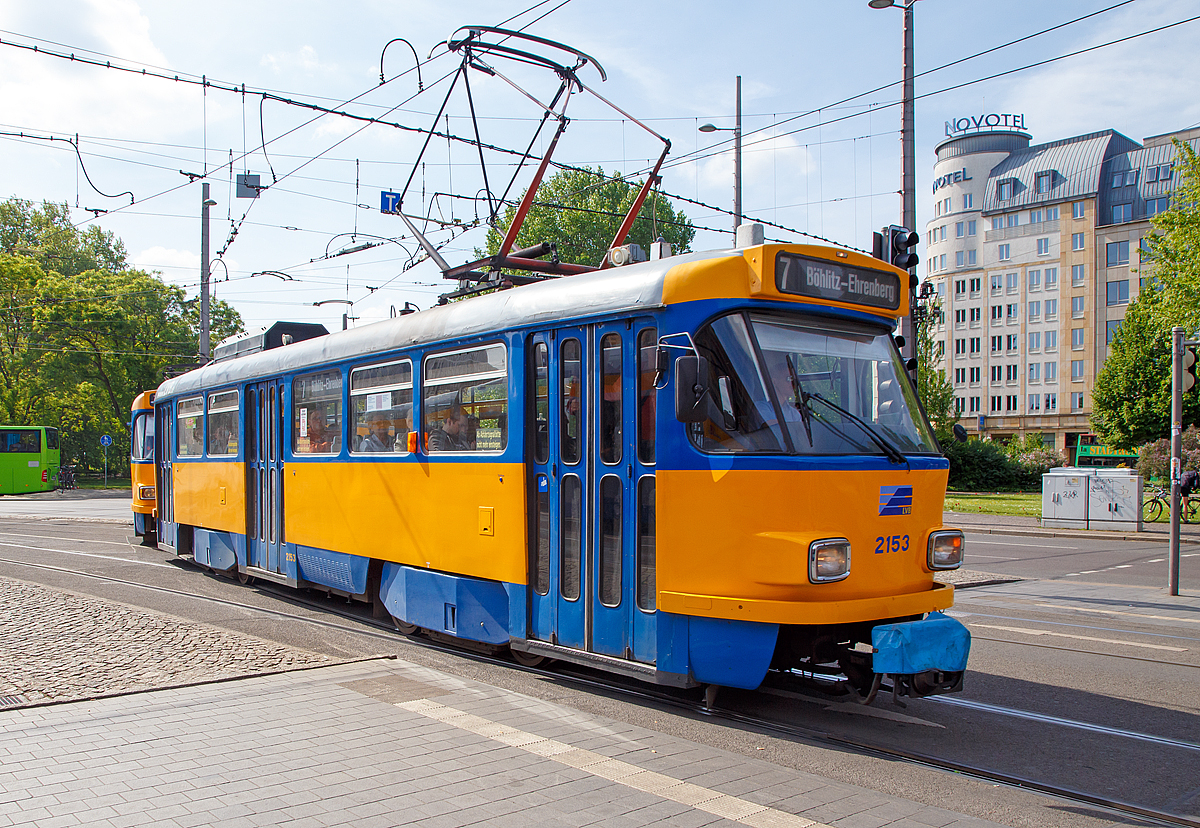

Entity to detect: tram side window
[599,333,622,465]
[131,415,153,461]
[206,390,239,456]
[637,328,657,465]
[561,338,582,465]
[293,370,343,454]
[0,429,40,453]
[350,359,412,454]
[177,397,204,457]
[424,343,508,453]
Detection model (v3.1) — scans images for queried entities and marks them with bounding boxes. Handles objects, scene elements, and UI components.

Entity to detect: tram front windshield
[689,311,938,456]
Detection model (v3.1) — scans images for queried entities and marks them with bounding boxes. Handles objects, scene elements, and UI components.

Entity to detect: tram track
[1,551,1197,828]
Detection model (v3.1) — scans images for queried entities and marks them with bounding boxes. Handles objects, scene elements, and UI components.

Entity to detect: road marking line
[960,554,1018,561]
[0,530,132,547]
[0,541,173,568]
[1036,604,1200,625]
[965,538,1078,549]
[397,699,827,828]
[971,623,1187,652]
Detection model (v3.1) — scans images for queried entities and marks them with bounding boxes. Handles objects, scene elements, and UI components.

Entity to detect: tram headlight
[809,538,851,583]
[927,531,965,570]
[138,486,156,501]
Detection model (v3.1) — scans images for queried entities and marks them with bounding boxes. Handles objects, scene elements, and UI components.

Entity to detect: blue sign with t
[380,191,401,214]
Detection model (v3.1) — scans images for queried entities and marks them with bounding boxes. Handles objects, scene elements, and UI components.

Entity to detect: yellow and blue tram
[131,391,156,543]
[149,238,970,698]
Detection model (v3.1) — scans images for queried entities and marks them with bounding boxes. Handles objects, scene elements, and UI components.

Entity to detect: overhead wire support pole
[1170,326,1183,596]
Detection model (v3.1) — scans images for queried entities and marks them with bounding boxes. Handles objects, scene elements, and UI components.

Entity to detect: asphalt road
[0,509,1196,828]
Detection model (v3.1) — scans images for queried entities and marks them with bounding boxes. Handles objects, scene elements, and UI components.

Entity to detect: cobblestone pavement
[0,576,331,707]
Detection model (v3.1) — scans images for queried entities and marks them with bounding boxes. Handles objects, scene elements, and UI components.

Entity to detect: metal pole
[734,75,742,233]
[200,183,212,363]
[1170,326,1183,595]
[902,1,918,382]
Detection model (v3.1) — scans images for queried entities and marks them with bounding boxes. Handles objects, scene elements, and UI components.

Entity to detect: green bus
[0,427,61,494]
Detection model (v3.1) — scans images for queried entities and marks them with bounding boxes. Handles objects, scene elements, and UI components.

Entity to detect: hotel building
[925,121,1200,459]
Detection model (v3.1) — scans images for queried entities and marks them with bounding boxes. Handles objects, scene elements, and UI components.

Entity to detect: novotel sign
[945,113,1027,137]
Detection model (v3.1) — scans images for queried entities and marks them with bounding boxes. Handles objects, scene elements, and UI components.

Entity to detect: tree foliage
[1137,425,1200,481]
[1092,140,1200,449]
[483,167,695,267]
[914,300,955,444]
[0,199,243,472]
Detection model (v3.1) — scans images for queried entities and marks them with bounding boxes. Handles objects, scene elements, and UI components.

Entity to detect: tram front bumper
[871,611,970,698]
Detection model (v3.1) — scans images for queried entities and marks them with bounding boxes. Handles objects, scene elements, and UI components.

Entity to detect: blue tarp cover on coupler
[871,611,971,675]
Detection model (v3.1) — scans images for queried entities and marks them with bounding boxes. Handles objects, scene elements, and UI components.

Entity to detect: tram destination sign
[774,252,901,311]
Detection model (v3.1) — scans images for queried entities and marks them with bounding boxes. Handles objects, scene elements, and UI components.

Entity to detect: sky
[1,0,1197,337]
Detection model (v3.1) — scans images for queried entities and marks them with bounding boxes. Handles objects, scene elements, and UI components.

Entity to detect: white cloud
[260,45,338,77]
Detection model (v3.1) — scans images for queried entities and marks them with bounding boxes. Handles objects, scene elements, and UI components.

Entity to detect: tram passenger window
[599,334,622,465]
[689,315,785,453]
[177,397,204,457]
[293,371,343,454]
[598,475,622,607]
[534,477,550,596]
[424,343,507,453]
[561,339,582,465]
[637,476,656,611]
[206,390,239,456]
[131,416,153,461]
[561,475,582,601]
[531,342,549,464]
[350,360,412,453]
[637,328,657,465]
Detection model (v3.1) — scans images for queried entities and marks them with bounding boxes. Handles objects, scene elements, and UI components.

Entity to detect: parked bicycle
[1143,483,1197,522]
[56,465,77,491]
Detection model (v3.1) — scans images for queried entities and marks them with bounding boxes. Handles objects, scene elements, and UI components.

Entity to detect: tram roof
[157,246,736,400]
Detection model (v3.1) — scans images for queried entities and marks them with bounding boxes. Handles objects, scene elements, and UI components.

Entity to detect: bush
[944,435,1065,491]
[1137,425,1200,481]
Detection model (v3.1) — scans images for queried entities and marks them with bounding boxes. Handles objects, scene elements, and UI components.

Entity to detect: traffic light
[1185,346,1197,393]
[887,225,920,271]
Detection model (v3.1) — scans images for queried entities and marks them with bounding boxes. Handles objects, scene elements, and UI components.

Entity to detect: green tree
[1092,139,1200,448]
[0,199,127,276]
[483,167,695,267]
[914,299,955,443]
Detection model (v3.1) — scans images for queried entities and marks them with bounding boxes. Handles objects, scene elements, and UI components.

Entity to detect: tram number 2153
[875,535,910,554]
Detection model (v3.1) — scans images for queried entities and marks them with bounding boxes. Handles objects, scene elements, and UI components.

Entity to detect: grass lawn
[944,491,1041,516]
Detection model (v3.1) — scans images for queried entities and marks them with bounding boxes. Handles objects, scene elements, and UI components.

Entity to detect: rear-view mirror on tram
[674,355,735,430]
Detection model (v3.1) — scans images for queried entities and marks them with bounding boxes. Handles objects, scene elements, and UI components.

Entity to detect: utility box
[1042,467,1142,531]
[1087,469,1143,531]
[1042,469,1090,529]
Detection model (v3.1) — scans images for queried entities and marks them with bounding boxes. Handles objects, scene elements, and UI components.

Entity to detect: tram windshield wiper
[805,391,908,465]
[784,355,814,448]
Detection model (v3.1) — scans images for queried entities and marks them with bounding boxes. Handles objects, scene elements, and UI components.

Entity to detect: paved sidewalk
[0,489,130,524]
[0,583,1009,828]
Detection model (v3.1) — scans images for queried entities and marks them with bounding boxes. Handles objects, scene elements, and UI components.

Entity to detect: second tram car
[131,391,156,543]
[149,236,970,700]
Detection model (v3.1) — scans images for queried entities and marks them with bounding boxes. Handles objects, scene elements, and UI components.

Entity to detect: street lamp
[698,75,742,234]
[870,0,919,379]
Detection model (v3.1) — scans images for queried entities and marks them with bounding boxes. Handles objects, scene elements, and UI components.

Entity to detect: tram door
[526,323,656,664]
[157,403,175,547]
[246,381,284,574]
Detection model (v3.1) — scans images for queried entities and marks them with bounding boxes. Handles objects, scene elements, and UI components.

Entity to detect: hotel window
[1072,232,1085,251]
[940,254,947,270]
[1147,166,1159,182]
[1028,394,1041,412]
[955,279,966,296]
[1111,172,1123,189]
[1073,202,1085,219]
[970,397,980,413]
[1007,303,1019,321]
[1071,360,1085,381]
[1106,319,1121,344]
[969,277,981,294]
[1071,264,1086,286]
[969,250,978,265]
[937,341,945,358]
[970,307,981,323]
[1106,280,1129,306]
[935,201,942,217]
[1036,171,1053,194]
[955,221,964,238]
[1072,328,1085,350]
[991,395,1002,412]
[1007,213,1019,228]
[998,244,1011,261]
[967,220,977,236]
[1037,238,1050,255]
[964,194,974,209]
[1006,364,1019,382]
[1007,334,1019,351]
[955,338,966,355]
[944,197,952,214]
[1125,170,1138,186]
[1112,203,1132,223]
[1028,331,1041,350]
[955,368,966,384]
[1028,300,1041,320]
[991,305,1003,322]
[970,367,981,384]
[1029,362,1041,383]
[1045,329,1058,350]
[955,309,966,326]
[1161,164,1173,181]
[1007,272,1019,292]
[931,227,939,244]
[1045,393,1057,411]
[991,274,1003,293]
[1147,196,1169,216]
[1046,206,1059,220]
[1071,392,1085,411]
[1045,299,1058,320]
[1045,361,1057,382]
[991,335,1003,353]
[1071,296,1085,318]
[970,337,981,354]
[991,365,1003,384]
[1029,209,1043,223]
[1106,240,1129,266]
[955,397,965,414]
[998,180,1014,201]
[1028,269,1041,290]
[1045,267,1058,288]
[1007,395,1018,412]
[992,217,1004,231]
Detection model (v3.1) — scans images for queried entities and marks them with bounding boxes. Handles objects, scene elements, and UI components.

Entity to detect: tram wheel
[391,615,418,635]
[237,571,253,585]
[510,649,546,668]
